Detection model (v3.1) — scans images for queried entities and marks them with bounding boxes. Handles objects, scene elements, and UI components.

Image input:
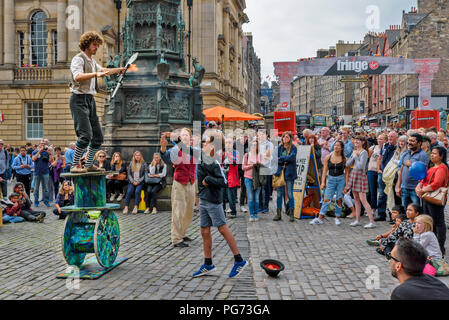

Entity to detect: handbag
[147,177,162,185]
[272,166,285,188]
[422,168,449,206]
[430,258,449,277]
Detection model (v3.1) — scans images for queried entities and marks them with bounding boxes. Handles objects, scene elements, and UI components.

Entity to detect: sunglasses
[99,155,106,158]
[385,252,401,263]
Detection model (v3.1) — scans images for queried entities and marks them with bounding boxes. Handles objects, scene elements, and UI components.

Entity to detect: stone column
[233,25,238,88]
[223,7,230,83]
[0,0,3,65]
[4,0,15,65]
[57,0,68,63]
[67,0,82,61]
[23,31,30,66]
[46,30,54,66]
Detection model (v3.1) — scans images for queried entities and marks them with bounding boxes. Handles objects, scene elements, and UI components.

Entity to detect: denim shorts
[199,199,227,228]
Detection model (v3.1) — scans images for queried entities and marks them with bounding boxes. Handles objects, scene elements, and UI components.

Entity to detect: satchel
[431,258,449,277]
[422,169,449,206]
[272,167,286,188]
[147,177,162,185]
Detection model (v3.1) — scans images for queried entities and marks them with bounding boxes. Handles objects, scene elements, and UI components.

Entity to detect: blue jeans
[377,173,387,218]
[367,171,378,210]
[276,180,295,210]
[319,175,346,217]
[401,188,420,209]
[34,174,49,203]
[124,183,144,207]
[3,215,25,223]
[244,178,261,218]
[223,187,237,214]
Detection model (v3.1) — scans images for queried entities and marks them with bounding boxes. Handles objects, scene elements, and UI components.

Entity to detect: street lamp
[187,0,193,74]
[114,0,122,57]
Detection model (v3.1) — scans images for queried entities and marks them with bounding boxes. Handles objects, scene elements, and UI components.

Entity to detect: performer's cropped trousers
[69,93,104,150]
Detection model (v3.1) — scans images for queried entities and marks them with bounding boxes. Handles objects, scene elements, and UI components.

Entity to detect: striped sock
[85,147,99,168]
[72,145,85,167]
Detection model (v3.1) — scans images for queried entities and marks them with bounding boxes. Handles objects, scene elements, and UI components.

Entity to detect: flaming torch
[111,52,139,100]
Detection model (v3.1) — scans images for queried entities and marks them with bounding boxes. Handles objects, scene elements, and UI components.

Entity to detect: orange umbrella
[203,106,263,122]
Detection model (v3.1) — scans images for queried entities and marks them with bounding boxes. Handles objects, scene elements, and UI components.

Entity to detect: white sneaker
[225,208,232,213]
[240,206,248,213]
[122,207,128,215]
[334,218,341,226]
[116,194,124,202]
[310,217,323,225]
[249,217,255,222]
[350,221,361,227]
[152,208,157,214]
[109,193,116,202]
[132,207,138,214]
[364,222,376,229]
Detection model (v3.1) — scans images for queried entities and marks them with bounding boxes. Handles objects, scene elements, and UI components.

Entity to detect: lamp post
[114,0,122,57]
[187,0,193,74]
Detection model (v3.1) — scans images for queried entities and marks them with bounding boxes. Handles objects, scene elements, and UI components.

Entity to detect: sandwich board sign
[293,145,321,219]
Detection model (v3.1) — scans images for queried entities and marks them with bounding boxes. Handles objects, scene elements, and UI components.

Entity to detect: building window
[53,31,58,64]
[30,10,48,67]
[18,32,25,67]
[25,101,44,140]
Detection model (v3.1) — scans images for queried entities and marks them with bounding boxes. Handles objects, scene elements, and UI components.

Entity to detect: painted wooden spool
[60,171,121,268]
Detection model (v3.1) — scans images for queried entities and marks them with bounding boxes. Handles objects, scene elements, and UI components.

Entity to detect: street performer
[69,31,125,173]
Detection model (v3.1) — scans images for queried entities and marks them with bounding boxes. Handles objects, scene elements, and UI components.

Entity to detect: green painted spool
[60,171,121,269]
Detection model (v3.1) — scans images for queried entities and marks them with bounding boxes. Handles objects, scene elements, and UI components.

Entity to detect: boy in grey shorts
[193,133,248,278]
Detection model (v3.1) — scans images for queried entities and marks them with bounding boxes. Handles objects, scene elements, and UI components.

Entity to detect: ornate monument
[103,0,205,163]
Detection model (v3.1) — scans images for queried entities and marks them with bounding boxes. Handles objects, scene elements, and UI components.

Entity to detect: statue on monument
[105,55,121,91]
[440,107,447,130]
[189,57,205,87]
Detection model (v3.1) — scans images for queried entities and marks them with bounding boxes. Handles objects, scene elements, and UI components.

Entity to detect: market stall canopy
[203,106,263,122]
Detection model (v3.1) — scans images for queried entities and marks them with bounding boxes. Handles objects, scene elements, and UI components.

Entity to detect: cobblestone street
[1,184,449,300]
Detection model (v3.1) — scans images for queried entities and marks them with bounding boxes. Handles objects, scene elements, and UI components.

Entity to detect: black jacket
[197,155,227,204]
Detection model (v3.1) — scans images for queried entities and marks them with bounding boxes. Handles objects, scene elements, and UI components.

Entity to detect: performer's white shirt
[70,51,103,95]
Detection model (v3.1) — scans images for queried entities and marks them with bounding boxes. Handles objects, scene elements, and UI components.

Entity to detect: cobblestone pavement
[1,182,449,300]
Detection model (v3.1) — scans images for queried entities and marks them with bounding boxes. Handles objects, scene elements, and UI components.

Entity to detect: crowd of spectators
[2,123,449,297]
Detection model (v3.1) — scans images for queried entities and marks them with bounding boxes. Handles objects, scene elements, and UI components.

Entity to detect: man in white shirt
[69,31,125,173]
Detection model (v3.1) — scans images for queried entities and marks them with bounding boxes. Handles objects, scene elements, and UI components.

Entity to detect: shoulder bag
[422,167,449,206]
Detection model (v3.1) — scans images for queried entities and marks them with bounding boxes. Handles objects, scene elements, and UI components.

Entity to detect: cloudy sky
[242,0,417,81]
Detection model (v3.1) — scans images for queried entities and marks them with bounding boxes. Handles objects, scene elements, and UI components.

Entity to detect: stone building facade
[242,32,261,115]
[0,0,256,147]
[180,0,250,117]
[391,0,449,126]
[0,0,122,148]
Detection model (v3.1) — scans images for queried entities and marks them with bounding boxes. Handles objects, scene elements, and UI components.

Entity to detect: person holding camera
[31,140,54,207]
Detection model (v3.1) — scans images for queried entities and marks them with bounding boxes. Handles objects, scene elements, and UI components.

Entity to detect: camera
[44,146,48,151]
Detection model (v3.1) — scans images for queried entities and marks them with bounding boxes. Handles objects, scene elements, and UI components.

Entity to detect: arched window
[30,10,48,67]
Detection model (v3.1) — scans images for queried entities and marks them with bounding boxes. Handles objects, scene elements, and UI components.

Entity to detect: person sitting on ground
[367,209,406,247]
[413,214,442,260]
[5,192,44,223]
[107,152,127,202]
[378,203,420,256]
[389,238,449,300]
[144,152,167,215]
[2,197,25,224]
[13,182,46,222]
[93,150,111,171]
[54,180,75,220]
[123,151,147,215]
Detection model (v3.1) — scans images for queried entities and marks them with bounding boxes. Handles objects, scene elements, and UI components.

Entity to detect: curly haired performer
[69,31,125,173]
